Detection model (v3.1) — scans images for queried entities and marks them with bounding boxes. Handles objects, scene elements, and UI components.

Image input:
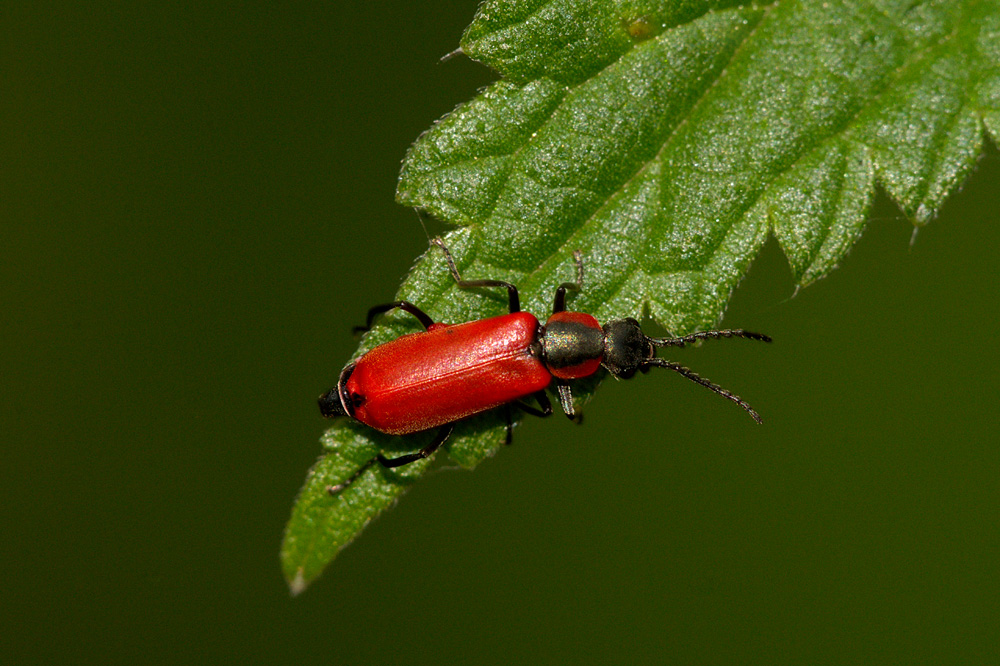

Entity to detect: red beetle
[319,239,770,493]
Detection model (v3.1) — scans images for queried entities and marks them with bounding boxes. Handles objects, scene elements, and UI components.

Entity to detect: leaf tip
[288,568,309,597]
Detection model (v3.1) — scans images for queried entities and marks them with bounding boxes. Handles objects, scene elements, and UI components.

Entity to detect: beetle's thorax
[541,310,605,380]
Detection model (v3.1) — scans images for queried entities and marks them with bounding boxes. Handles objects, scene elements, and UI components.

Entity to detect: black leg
[326,425,454,496]
[377,425,454,468]
[504,407,514,445]
[326,457,379,495]
[552,250,584,313]
[515,390,552,418]
[432,237,521,314]
[353,300,435,334]
[505,391,553,445]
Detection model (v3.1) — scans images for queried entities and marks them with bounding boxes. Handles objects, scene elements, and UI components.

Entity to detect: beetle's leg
[327,425,457,495]
[556,383,583,423]
[377,425,455,468]
[431,237,521,313]
[326,457,379,495]
[505,391,553,444]
[515,390,553,418]
[504,407,514,445]
[353,300,435,334]
[552,251,584,313]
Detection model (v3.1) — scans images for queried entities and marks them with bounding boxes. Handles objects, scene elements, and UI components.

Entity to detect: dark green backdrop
[4,3,998,664]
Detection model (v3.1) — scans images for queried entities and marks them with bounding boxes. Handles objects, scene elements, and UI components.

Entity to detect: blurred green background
[4,3,998,664]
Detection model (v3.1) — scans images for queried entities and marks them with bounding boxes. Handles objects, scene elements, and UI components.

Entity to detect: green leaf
[283,0,1000,592]
[281,423,421,595]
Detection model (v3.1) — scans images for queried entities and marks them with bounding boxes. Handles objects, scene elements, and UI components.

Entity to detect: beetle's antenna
[644,358,763,424]
[649,329,772,348]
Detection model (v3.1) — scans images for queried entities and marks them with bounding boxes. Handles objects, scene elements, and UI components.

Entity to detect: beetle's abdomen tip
[318,389,346,418]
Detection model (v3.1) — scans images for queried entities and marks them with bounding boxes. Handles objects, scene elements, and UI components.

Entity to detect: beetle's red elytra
[339,311,550,435]
[318,238,770,494]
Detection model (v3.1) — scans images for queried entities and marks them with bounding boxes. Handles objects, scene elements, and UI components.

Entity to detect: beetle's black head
[603,320,772,423]
[602,318,654,378]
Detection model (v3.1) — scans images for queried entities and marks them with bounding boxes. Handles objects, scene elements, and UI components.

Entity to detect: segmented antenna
[650,329,772,348]
[644,357,764,424]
